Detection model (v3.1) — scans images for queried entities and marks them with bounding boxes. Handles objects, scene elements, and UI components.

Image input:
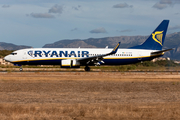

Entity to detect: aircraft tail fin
[129,20,169,50]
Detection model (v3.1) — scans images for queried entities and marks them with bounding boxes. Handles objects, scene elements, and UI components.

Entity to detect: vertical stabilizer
[129,20,169,50]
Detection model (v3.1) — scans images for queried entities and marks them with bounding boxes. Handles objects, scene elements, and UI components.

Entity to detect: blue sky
[0,0,180,47]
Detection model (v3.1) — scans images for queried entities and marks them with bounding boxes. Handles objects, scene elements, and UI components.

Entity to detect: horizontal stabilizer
[151,48,173,55]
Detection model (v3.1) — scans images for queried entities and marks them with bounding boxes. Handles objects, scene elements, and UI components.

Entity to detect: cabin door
[23,51,27,59]
[138,51,142,60]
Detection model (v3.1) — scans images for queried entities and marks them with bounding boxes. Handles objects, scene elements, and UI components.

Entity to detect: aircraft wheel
[19,67,23,71]
[84,66,90,71]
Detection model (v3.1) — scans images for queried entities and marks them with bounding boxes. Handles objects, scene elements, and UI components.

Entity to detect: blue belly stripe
[12,56,159,66]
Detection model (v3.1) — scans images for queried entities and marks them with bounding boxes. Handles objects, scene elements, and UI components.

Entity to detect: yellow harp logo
[152,31,163,46]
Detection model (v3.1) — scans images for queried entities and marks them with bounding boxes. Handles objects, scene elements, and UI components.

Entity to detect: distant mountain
[43,36,148,48]
[43,32,180,60]
[0,42,32,50]
[163,32,180,60]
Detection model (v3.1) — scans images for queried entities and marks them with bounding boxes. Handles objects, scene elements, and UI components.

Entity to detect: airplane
[4,20,172,71]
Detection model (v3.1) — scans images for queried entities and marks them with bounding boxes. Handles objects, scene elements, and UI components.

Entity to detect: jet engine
[61,59,80,68]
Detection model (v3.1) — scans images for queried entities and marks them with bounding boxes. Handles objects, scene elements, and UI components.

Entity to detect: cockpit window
[11,53,17,55]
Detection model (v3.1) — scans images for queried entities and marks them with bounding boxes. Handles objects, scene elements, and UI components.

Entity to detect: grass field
[0,72,180,119]
[1,62,180,72]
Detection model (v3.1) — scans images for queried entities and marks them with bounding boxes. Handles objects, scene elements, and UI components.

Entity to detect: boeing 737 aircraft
[4,20,172,71]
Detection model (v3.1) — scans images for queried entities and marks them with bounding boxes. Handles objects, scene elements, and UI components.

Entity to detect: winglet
[110,42,120,54]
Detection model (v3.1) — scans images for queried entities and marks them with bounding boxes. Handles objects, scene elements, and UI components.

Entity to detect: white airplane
[4,20,172,71]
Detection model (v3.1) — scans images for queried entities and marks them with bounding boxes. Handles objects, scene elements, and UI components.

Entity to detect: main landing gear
[84,66,90,71]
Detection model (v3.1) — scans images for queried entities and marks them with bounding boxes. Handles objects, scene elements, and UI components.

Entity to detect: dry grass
[0,72,180,119]
[0,103,180,119]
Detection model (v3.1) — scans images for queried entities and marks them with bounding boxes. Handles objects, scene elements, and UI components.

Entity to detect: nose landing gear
[19,67,23,71]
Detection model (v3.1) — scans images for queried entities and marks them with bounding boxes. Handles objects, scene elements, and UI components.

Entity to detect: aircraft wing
[77,42,120,65]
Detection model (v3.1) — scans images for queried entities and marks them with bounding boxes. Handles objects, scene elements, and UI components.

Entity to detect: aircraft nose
[4,55,11,62]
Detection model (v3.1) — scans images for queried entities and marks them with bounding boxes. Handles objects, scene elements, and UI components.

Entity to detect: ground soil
[0,72,180,119]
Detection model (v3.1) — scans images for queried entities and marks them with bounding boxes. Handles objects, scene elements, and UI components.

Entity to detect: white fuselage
[4,48,161,66]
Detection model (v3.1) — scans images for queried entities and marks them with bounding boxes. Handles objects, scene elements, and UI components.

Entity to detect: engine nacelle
[61,59,80,68]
